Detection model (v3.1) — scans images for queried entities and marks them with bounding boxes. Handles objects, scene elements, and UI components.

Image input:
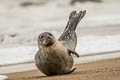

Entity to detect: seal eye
[48,33,53,37]
[40,35,44,39]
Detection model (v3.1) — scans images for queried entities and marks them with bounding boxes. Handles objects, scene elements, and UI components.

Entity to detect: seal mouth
[42,36,55,46]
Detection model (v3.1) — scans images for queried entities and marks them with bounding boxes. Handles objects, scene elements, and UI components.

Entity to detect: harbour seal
[35,10,86,76]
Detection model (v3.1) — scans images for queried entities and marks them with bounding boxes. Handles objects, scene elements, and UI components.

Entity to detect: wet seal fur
[35,10,86,76]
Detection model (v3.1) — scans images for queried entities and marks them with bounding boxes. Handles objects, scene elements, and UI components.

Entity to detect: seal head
[38,32,55,47]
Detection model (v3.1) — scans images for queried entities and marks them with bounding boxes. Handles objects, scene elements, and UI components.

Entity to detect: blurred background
[0,0,120,47]
[0,0,120,69]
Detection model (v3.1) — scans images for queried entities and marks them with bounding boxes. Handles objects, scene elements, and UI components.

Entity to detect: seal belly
[43,54,73,75]
[35,49,73,75]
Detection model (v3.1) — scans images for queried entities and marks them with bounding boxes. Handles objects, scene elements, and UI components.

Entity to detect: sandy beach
[0,0,120,80]
[5,58,120,80]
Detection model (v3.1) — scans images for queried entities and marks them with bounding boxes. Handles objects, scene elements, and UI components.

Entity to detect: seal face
[38,32,55,47]
[35,10,86,76]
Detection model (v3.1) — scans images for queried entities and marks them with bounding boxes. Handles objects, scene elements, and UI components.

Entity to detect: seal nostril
[46,36,50,38]
[45,35,51,39]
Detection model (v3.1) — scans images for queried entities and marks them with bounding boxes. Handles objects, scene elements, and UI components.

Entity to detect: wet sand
[5,58,120,80]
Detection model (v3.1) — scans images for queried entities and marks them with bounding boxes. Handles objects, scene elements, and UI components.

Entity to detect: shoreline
[1,50,120,74]
[5,58,120,80]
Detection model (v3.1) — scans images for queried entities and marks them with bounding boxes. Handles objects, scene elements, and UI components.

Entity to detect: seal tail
[64,10,86,31]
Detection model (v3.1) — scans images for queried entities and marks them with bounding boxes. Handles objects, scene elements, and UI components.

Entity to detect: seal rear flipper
[58,10,86,41]
[58,10,86,50]
[63,68,76,74]
[68,49,80,57]
[64,10,86,31]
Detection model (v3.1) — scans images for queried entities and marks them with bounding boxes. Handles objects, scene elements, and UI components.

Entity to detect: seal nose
[46,35,52,39]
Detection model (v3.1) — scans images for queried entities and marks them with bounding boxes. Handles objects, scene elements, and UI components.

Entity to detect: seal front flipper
[68,49,79,57]
[63,68,76,74]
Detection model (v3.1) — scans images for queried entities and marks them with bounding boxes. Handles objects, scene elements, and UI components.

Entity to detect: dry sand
[5,58,120,80]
